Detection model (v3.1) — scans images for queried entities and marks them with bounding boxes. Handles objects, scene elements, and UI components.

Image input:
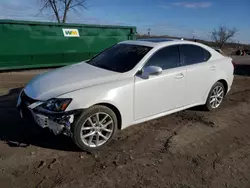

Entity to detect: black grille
[21,91,37,105]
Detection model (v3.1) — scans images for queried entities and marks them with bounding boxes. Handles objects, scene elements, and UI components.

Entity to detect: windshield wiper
[91,63,114,71]
[99,64,112,70]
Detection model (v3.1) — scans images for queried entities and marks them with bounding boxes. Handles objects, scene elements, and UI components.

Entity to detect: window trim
[179,44,212,66]
[136,44,182,75]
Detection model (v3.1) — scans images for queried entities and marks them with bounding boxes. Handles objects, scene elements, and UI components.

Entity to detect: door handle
[210,66,216,71]
[175,73,184,79]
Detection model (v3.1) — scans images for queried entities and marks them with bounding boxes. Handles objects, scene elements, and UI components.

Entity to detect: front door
[134,45,186,120]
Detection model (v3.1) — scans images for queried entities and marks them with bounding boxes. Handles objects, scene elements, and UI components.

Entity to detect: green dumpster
[0,20,136,71]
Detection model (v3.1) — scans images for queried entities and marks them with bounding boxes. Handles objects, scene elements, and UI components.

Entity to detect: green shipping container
[0,20,136,71]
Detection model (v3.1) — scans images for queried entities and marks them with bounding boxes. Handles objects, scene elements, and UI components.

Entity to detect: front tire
[72,105,118,152]
[204,82,225,111]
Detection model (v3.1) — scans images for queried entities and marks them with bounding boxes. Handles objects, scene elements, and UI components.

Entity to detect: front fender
[58,79,134,129]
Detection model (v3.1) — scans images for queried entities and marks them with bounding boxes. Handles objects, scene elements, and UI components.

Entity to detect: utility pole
[192,32,196,41]
[148,28,151,37]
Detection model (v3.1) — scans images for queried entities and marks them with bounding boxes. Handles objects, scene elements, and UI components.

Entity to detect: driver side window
[145,45,180,70]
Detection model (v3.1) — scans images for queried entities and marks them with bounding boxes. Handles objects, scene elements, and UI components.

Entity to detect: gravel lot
[0,61,250,188]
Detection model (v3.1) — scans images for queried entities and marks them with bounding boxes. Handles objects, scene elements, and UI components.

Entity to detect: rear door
[179,44,214,105]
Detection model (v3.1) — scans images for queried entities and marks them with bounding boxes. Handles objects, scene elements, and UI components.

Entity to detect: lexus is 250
[17,38,234,151]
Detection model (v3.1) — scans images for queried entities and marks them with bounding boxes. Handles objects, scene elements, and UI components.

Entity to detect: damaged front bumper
[17,91,80,136]
[30,109,75,136]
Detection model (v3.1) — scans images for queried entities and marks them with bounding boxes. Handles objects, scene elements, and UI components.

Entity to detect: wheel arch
[94,102,122,130]
[203,78,229,104]
[217,79,228,95]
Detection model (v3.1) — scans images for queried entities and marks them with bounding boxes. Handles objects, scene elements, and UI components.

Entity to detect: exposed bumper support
[17,91,81,136]
[31,111,74,135]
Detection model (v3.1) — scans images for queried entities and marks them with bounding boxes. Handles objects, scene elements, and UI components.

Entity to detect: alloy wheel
[80,112,114,147]
[209,85,224,108]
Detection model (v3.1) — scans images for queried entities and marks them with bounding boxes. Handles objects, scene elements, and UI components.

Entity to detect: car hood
[24,62,121,100]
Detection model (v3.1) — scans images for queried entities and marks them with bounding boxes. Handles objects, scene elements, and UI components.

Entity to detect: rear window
[87,44,152,73]
[180,44,211,66]
[203,49,211,61]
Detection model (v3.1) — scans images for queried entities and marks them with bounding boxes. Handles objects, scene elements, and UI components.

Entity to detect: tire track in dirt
[165,86,250,153]
[209,145,250,188]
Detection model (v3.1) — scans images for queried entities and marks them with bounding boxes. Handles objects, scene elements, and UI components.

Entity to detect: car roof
[136,38,177,43]
[119,38,189,47]
[119,38,224,60]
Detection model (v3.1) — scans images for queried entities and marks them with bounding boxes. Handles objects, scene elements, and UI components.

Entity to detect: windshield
[87,44,152,73]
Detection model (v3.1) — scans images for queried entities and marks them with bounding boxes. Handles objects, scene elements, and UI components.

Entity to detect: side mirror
[141,66,163,79]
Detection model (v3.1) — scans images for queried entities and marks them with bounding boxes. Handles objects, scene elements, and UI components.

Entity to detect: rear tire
[72,105,118,152]
[204,82,225,111]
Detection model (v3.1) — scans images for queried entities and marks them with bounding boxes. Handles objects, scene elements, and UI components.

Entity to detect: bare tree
[40,0,87,23]
[211,26,237,49]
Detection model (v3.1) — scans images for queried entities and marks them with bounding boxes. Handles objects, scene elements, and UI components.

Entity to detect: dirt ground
[1,63,250,188]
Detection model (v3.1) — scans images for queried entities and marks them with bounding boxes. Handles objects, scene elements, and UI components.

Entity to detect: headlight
[41,98,72,112]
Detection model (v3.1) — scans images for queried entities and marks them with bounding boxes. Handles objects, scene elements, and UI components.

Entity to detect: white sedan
[17,38,234,151]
